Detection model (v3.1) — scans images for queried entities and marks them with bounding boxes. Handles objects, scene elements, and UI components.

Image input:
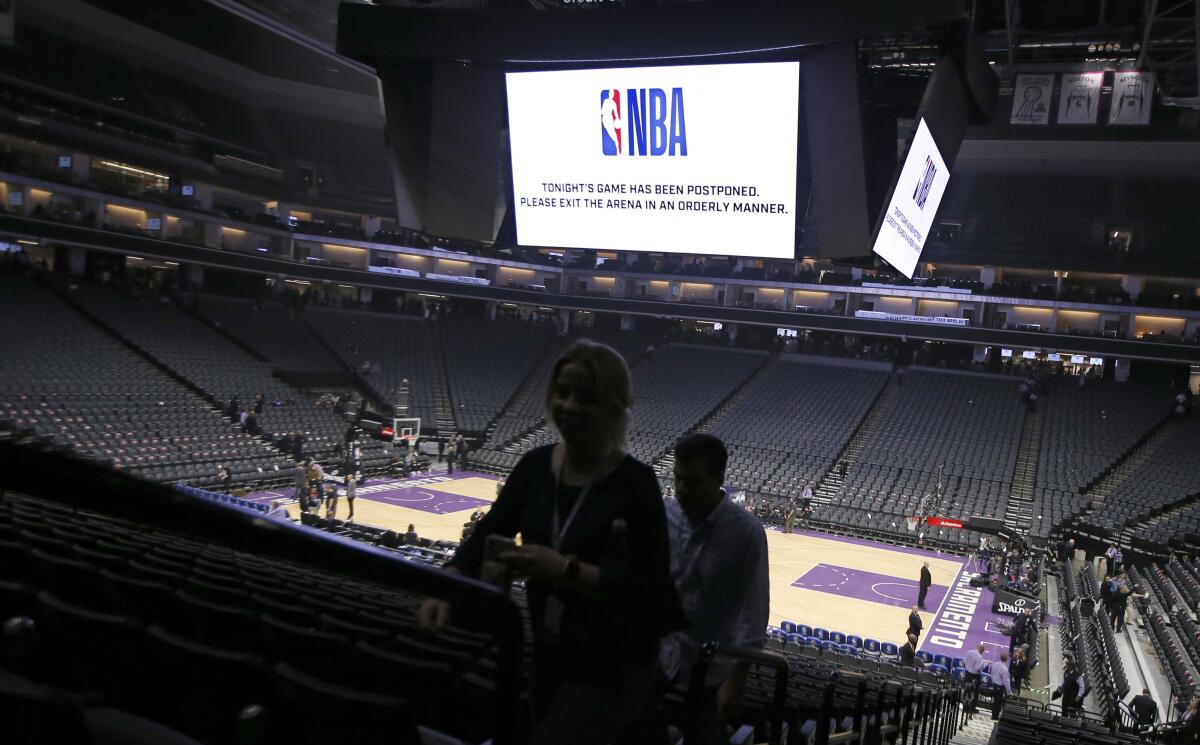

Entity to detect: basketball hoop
[906,515,920,533]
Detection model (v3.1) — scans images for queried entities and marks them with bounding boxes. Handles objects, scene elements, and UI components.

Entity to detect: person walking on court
[918,561,932,609]
[446,436,457,475]
[907,605,923,641]
[324,481,338,520]
[345,473,357,521]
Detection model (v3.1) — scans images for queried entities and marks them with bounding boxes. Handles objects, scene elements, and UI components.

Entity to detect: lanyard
[551,462,592,551]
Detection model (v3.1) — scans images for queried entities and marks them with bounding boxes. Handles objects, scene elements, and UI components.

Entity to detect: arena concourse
[1,1,1200,744]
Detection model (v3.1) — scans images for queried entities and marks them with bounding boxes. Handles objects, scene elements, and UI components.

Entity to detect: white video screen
[871,118,950,278]
[506,62,800,258]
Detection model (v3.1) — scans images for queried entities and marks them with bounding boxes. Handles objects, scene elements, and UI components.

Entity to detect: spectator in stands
[238,409,249,430]
[446,436,457,474]
[436,437,445,463]
[1010,609,1030,658]
[918,562,932,609]
[404,523,418,545]
[1112,573,1131,631]
[344,473,356,521]
[1010,648,1027,695]
[225,394,239,419]
[1105,544,1119,576]
[1057,537,1075,564]
[1131,689,1159,730]
[652,433,770,744]
[253,393,265,415]
[244,410,258,437]
[1052,655,1085,716]
[899,633,918,668]
[990,653,1012,720]
[783,497,797,534]
[417,339,683,745]
[963,642,987,713]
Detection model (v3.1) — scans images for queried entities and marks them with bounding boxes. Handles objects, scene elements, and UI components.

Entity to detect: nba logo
[600,89,623,156]
[912,156,936,210]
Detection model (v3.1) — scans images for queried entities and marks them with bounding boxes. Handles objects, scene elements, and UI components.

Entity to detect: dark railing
[686,642,789,745]
[0,441,527,745]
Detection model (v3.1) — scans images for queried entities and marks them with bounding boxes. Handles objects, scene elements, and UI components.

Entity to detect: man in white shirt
[658,433,771,744]
[963,642,987,713]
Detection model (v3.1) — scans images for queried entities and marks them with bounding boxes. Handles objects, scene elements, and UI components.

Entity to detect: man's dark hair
[675,433,728,478]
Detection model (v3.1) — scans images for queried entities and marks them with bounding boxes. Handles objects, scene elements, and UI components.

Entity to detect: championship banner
[1109,71,1154,125]
[992,586,1042,617]
[1058,72,1103,125]
[1010,74,1053,125]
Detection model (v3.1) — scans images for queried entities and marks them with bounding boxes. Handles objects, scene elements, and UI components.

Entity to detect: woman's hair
[545,339,633,449]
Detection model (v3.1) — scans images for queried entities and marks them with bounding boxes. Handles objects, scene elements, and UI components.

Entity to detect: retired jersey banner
[1109,71,1154,125]
[1010,74,1054,125]
[1058,72,1103,124]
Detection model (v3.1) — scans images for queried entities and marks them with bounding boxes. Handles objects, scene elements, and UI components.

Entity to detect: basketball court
[246,470,1013,658]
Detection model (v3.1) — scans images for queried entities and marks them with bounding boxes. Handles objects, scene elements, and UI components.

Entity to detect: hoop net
[906,515,920,532]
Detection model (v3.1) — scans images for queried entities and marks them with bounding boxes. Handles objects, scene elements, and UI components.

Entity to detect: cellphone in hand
[482,535,517,590]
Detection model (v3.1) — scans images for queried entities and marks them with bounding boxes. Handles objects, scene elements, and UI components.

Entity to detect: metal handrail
[685,642,790,745]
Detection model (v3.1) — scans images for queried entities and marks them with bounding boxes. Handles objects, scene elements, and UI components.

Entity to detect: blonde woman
[419,340,682,745]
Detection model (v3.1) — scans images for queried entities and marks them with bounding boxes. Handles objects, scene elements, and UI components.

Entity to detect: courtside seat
[863,638,881,655]
[916,651,934,664]
[829,631,847,645]
[797,623,813,637]
[928,663,949,677]
[812,627,829,641]
[846,634,863,649]
[880,642,899,658]
[780,620,797,634]
[933,654,953,668]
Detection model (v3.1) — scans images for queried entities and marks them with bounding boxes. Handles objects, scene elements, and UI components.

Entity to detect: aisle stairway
[429,322,458,437]
[481,336,565,449]
[1006,409,1043,531]
[1083,416,1179,509]
[812,372,901,504]
[949,712,995,745]
[651,352,777,481]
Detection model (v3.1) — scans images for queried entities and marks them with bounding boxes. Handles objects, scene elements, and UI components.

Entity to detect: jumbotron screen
[505,62,801,258]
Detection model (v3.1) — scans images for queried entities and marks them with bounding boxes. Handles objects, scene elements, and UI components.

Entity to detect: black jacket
[908,612,923,635]
[920,567,932,588]
[1131,694,1158,727]
[450,445,684,680]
